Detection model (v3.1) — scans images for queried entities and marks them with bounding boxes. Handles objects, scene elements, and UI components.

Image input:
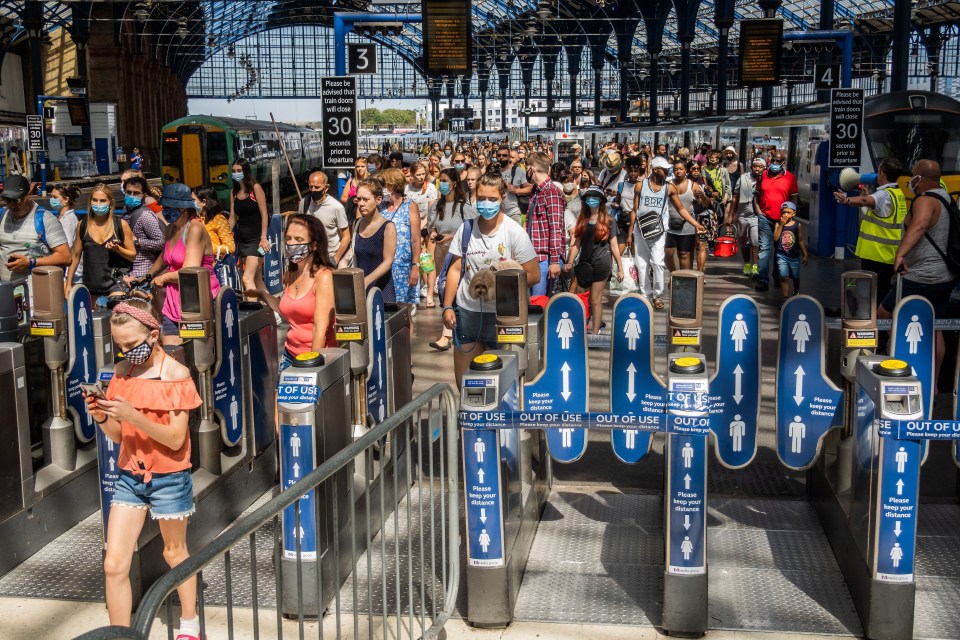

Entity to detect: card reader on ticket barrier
[333,268,369,437]
[178,267,219,474]
[669,270,704,351]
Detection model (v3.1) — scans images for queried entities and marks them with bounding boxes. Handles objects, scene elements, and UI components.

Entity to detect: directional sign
[710,296,761,469]
[874,437,920,583]
[213,288,243,446]
[462,424,505,567]
[347,43,377,75]
[610,295,663,463]
[264,214,284,295]
[666,433,707,575]
[524,294,589,462]
[366,288,387,425]
[890,296,934,465]
[26,114,44,151]
[95,369,117,541]
[65,286,96,442]
[829,88,864,168]
[280,422,317,559]
[776,296,843,470]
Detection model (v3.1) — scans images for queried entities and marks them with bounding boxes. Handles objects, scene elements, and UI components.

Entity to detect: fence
[74,383,461,640]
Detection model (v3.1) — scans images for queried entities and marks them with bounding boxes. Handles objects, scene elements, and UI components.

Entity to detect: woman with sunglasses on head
[66,183,136,303]
[84,299,203,640]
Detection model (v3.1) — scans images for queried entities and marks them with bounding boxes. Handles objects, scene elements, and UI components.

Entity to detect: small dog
[469,259,524,302]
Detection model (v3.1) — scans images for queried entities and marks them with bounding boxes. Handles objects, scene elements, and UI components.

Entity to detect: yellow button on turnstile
[292,351,325,368]
[470,353,503,371]
[876,359,911,377]
[670,356,705,374]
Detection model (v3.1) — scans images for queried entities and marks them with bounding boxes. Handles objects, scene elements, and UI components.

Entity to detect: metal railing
[74,383,461,640]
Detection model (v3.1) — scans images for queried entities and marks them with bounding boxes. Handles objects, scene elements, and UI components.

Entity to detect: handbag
[573,259,594,286]
[713,224,739,258]
[668,217,686,232]
[636,211,664,241]
[213,251,241,292]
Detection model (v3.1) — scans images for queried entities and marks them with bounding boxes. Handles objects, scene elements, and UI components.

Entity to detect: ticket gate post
[276,349,351,617]
[332,268,372,438]
[460,352,523,628]
[663,270,709,637]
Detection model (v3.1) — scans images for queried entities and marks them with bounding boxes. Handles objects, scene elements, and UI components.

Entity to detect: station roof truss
[1,1,959,101]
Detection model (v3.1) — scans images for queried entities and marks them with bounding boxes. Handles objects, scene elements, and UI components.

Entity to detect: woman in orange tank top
[248,213,336,370]
[84,299,204,639]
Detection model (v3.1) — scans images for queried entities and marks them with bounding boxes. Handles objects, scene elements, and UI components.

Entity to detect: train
[160,115,323,206]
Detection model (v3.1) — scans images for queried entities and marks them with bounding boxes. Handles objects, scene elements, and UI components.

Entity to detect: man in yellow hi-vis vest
[834,158,907,302]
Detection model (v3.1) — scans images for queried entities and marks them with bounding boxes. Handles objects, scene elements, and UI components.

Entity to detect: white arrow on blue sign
[874,437,919,582]
[666,434,706,574]
[462,427,505,566]
[280,423,317,559]
[890,296,934,465]
[213,288,243,446]
[524,293,589,463]
[775,296,843,470]
[366,288,388,426]
[609,294,662,463]
[66,286,97,443]
[710,295,761,469]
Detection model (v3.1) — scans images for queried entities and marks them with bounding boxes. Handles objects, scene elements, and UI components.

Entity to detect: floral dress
[381,198,418,304]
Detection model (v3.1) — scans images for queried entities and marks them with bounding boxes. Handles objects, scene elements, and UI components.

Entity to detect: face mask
[286,243,311,263]
[231,171,244,181]
[91,203,111,216]
[124,194,142,209]
[162,207,182,224]
[444,150,452,157]
[438,182,452,196]
[122,338,154,365]
[909,175,922,194]
[476,200,500,220]
[454,163,466,171]
[367,165,377,175]
[49,198,62,211]
[309,190,326,202]
[769,163,782,174]
[585,197,601,209]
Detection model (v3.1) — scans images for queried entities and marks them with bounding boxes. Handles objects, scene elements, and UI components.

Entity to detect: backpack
[1,206,53,250]
[916,191,960,273]
[511,166,530,213]
[436,219,473,303]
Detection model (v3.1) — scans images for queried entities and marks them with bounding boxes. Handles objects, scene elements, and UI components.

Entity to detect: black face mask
[309,190,326,202]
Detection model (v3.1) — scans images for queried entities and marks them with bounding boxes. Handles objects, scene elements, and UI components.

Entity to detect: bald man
[297,170,350,264]
[879,159,959,379]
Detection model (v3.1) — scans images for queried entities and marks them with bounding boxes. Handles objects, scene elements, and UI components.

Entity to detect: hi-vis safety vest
[855,185,907,264]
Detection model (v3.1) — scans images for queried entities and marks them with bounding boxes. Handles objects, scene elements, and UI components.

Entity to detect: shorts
[455,307,498,349]
[111,469,195,519]
[776,253,801,280]
[880,277,960,317]
[237,240,264,259]
[666,232,695,253]
[161,315,179,336]
[278,347,297,372]
[737,212,759,246]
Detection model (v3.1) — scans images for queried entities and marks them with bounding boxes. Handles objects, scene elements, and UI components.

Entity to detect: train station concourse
[2,2,960,640]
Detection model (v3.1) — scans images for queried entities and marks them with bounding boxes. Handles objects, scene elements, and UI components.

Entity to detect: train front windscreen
[866,110,960,173]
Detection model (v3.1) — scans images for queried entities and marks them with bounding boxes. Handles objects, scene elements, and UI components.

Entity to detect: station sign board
[26,115,44,151]
[423,0,472,77]
[829,88,864,168]
[814,63,842,90]
[738,19,784,87]
[320,76,358,170]
[347,44,377,75]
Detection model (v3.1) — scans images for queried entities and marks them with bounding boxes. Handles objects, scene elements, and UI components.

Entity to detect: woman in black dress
[228,159,270,297]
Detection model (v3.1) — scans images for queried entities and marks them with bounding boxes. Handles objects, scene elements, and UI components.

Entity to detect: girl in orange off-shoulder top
[84,299,204,640]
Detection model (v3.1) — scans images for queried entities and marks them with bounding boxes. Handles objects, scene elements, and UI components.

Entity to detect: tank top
[908,188,960,284]
[354,219,396,302]
[233,192,261,243]
[670,179,697,236]
[636,179,669,227]
[81,216,130,294]
[161,222,221,322]
[278,275,336,355]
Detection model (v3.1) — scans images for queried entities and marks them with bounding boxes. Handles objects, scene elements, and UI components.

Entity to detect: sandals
[652,297,665,310]
[429,337,452,352]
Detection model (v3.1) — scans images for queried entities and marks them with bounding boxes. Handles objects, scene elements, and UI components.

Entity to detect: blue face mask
[231,171,244,182]
[476,200,500,220]
[438,182,452,196]
[124,195,142,209]
[454,163,466,171]
[49,198,62,211]
[162,207,182,224]
[585,197,601,209]
[367,165,377,175]
[768,163,782,174]
[91,204,111,216]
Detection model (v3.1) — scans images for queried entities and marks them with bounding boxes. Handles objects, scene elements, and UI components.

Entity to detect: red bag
[530,293,591,320]
[713,224,739,258]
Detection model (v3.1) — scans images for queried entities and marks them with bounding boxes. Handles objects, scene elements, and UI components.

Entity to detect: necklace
[291,266,313,295]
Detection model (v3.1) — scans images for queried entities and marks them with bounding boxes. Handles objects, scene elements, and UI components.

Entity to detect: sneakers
[742,263,753,275]
[751,264,759,277]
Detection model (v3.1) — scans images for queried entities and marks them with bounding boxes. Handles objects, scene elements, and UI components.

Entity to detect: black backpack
[916,191,960,273]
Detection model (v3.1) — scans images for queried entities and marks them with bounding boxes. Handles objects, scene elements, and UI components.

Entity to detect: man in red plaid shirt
[525,151,566,296]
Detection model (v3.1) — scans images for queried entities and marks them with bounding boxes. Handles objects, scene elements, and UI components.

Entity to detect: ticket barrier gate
[94,269,279,600]
[0,269,102,576]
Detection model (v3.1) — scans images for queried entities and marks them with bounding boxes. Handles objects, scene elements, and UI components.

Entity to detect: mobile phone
[80,381,107,400]
[257,246,266,256]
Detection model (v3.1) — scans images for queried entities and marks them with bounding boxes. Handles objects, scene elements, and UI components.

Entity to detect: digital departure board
[738,19,784,87]
[423,0,472,77]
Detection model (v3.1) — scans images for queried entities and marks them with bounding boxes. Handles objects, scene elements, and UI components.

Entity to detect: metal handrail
[76,382,460,640]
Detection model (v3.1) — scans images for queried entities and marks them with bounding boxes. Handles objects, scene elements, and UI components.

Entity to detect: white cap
[650,156,672,170]
[724,146,736,153]
[751,157,767,168]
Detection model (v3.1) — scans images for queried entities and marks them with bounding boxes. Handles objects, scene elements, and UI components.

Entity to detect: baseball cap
[161,182,197,209]
[582,185,605,201]
[0,175,30,201]
[781,201,797,212]
[751,157,767,168]
[650,156,672,171]
[723,146,736,153]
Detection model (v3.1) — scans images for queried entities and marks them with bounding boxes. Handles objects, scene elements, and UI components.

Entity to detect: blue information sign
[874,437,920,582]
[524,294,589,462]
[775,296,843,469]
[95,370,117,540]
[264,214,284,295]
[462,426,505,567]
[710,296,761,469]
[609,295,663,463]
[366,288,387,424]
[666,433,706,575]
[890,296,934,464]
[65,286,96,442]
[280,422,317,559]
[212,289,243,446]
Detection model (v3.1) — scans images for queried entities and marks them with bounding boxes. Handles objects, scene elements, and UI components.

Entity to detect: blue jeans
[530,259,551,297]
[756,215,775,285]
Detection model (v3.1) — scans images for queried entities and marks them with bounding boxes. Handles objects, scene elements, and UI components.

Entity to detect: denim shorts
[776,253,801,280]
[112,469,195,519]
[161,315,179,336]
[455,307,498,349]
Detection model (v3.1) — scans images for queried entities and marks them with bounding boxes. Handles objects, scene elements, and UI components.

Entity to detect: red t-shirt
[757,170,799,220]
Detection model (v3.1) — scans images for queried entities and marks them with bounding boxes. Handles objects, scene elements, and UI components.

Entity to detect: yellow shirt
[205,214,235,258]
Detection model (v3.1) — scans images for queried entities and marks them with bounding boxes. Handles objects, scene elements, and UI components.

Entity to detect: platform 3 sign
[366,289,387,425]
[710,296,760,468]
[65,286,96,442]
[524,294,589,463]
[609,294,663,463]
[776,296,843,470]
[280,422,317,560]
[874,437,920,582]
[213,289,243,446]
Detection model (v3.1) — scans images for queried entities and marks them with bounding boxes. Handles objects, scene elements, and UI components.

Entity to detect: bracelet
[93,416,107,424]
[28,257,36,271]
[442,306,455,313]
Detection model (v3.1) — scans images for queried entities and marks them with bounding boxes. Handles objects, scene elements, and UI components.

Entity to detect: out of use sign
[829,88,864,168]
[320,76,358,170]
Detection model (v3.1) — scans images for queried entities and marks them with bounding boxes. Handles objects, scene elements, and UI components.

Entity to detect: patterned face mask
[286,243,311,264]
[122,339,153,365]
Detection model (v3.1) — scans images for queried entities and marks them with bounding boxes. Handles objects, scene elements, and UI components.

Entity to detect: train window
[207,132,228,166]
[866,112,960,172]
[162,134,181,167]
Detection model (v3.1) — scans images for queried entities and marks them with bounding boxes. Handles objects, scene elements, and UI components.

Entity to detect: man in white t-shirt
[0,175,71,281]
[296,171,350,264]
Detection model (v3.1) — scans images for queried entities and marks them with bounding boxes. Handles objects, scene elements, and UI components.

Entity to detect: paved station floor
[4,252,959,640]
